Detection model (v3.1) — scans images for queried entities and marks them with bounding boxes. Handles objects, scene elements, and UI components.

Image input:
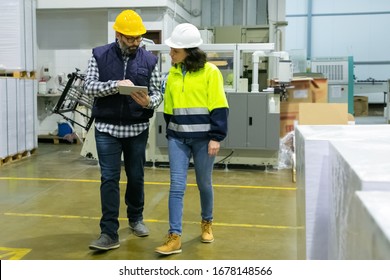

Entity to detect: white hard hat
[165,23,203,48]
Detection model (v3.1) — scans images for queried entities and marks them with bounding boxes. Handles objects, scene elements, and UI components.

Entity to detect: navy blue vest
[92,42,158,124]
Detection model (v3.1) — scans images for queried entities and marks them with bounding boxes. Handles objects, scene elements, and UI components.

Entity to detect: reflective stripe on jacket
[164,62,229,141]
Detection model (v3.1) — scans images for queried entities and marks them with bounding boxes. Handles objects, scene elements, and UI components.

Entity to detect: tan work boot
[201,220,214,243]
[155,233,182,255]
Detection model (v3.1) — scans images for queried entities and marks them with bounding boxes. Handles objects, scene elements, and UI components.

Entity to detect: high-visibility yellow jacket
[164,62,229,142]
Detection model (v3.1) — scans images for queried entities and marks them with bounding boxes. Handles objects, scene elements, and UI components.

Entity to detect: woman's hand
[208,140,220,156]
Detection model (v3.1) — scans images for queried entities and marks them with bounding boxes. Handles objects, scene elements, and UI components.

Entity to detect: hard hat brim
[165,37,203,49]
[113,25,146,36]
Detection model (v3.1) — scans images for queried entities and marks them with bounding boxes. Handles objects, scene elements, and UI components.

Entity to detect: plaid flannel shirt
[84,48,162,138]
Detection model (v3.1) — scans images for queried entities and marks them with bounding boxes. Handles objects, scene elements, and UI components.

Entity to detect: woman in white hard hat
[155,23,229,255]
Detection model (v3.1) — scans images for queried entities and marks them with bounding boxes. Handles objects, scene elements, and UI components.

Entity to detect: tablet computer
[119,85,148,96]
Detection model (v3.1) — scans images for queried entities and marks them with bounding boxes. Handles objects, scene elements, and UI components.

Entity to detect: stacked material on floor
[295,124,390,259]
[0,78,37,164]
[0,0,37,165]
[0,0,36,71]
[352,191,390,259]
[328,139,390,259]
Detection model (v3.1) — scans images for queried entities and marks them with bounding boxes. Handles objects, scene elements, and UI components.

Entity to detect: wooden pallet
[0,149,36,167]
[38,134,82,145]
[0,70,36,79]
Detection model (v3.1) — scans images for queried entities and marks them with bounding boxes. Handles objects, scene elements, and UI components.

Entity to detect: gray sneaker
[89,233,120,251]
[129,221,150,237]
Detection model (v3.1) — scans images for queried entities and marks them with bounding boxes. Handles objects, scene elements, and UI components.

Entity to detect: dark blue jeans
[95,127,149,240]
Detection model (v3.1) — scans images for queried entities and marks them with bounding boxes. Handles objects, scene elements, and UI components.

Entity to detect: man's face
[117,33,143,54]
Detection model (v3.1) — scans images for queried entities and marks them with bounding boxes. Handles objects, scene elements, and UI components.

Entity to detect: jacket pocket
[137,68,149,86]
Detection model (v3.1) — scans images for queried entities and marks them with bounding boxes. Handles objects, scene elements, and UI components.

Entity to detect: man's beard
[118,40,138,55]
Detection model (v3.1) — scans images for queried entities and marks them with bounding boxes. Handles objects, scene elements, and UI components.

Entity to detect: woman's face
[169,48,188,64]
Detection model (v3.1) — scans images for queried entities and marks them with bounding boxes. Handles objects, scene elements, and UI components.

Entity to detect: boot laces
[202,221,212,233]
[165,233,178,245]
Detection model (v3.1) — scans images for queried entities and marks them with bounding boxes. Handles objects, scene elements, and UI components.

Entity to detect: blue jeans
[95,128,148,240]
[168,136,215,235]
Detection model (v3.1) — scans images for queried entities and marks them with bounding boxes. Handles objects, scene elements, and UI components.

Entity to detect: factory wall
[285,0,390,80]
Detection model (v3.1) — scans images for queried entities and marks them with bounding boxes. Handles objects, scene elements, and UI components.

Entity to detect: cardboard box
[288,80,312,102]
[309,78,328,103]
[298,103,348,125]
[354,96,369,116]
[280,102,349,137]
[276,77,331,137]
[280,102,299,137]
[271,77,328,103]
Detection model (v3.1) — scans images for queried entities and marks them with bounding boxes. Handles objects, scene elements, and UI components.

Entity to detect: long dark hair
[179,48,207,72]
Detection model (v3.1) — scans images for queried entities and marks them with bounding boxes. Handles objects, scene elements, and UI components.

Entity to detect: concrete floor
[0,143,297,260]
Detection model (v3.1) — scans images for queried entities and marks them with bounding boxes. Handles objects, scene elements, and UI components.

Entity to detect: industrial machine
[311,56,354,114]
[249,47,293,104]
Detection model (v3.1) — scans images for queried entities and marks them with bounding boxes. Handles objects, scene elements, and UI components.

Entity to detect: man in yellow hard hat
[84,9,163,251]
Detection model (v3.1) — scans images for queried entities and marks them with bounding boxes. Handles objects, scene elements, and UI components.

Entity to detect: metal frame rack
[53,69,94,131]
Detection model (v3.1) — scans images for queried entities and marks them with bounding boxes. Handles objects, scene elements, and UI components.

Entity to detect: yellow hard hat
[113,10,146,36]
